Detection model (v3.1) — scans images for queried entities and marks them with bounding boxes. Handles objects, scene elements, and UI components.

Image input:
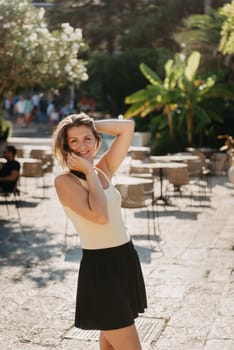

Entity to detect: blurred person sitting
[0,145,20,193]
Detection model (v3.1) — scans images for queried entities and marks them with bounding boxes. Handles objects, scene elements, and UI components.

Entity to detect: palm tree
[124,54,183,140]
[173,9,223,72]
[125,51,234,145]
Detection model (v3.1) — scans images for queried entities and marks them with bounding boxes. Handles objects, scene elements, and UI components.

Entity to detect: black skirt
[75,240,147,330]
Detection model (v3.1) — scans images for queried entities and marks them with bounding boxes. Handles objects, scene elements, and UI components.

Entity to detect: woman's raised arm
[95,119,135,178]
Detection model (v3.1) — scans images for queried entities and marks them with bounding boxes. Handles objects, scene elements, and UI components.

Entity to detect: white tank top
[63,168,130,249]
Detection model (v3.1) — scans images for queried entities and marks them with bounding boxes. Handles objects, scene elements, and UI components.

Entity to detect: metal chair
[186,158,210,204]
[0,177,21,219]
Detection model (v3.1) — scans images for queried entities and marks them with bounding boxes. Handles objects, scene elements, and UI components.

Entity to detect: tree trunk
[164,105,174,139]
[204,0,211,13]
[187,112,193,145]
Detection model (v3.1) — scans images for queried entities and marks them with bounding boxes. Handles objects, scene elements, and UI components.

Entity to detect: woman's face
[66,125,97,162]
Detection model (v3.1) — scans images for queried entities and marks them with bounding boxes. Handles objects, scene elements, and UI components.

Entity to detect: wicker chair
[16,148,24,158]
[21,161,45,197]
[166,166,190,195]
[115,181,157,242]
[29,149,54,182]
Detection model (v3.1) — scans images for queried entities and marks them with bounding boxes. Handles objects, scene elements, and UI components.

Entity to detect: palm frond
[185,51,200,82]
[125,89,150,104]
[124,102,147,118]
[140,63,162,87]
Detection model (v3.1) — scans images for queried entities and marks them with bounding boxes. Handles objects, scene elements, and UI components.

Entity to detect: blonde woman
[53,113,147,350]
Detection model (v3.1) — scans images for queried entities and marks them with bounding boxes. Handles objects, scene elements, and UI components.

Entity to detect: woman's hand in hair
[67,152,93,176]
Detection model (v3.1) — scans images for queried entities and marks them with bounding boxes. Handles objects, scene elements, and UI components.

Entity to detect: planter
[0,118,12,155]
[228,155,234,184]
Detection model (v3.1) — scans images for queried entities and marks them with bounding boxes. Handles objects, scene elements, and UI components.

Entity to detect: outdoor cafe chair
[166,165,190,195]
[21,160,45,197]
[115,180,158,244]
[0,176,21,219]
[186,158,211,204]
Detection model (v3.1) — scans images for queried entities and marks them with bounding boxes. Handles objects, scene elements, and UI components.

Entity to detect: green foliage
[78,48,172,115]
[149,113,186,154]
[219,1,234,54]
[0,0,87,96]
[49,0,226,54]
[0,118,12,141]
[185,51,200,81]
[174,9,225,75]
[125,50,234,149]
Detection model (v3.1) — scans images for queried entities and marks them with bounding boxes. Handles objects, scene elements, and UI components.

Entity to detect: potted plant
[217,134,234,184]
[0,117,12,155]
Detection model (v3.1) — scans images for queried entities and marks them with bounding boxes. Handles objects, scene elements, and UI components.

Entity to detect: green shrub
[0,118,12,142]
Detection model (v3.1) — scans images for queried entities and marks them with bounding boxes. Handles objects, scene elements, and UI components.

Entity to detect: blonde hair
[53,113,101,168]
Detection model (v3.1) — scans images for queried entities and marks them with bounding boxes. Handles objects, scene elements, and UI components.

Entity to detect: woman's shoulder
[55,172,69,181]
[54,172,73,187]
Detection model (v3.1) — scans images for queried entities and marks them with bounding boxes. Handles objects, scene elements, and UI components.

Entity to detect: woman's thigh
[101,324,142,350]
[99,331,114,350]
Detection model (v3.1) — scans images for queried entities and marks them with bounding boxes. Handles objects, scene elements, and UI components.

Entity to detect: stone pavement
[0,141,234,350]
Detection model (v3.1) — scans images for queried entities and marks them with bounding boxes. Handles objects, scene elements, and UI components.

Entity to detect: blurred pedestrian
[14,95,26,125]
[24,96,33,126]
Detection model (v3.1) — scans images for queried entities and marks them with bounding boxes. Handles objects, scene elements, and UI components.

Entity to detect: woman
[53,113,147,350]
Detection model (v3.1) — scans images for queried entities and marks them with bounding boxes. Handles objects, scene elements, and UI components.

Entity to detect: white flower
[65,64,72,73]
[61,23,73,34]
[3,22,11,28]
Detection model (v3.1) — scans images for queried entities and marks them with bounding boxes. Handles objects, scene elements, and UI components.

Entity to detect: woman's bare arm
[95,119,135,178]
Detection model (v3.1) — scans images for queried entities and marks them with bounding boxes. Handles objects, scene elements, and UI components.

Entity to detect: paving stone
[205,339,234,350]
[153,326,206,349]
[208,267,232,282]
[219,295,234,316]
[208,315,234,339]
[149,264,206,281]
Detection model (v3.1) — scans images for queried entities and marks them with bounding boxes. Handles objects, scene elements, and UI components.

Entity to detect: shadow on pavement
[0,219,74,288]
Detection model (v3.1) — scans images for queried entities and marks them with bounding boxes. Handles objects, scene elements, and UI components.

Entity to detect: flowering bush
[219,1,234,55]
[0,0,88,96]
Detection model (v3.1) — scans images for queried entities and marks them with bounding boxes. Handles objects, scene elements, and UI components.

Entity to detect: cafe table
[128,146,151,161]
[150,153,199,163]
[113,174,154,187]
[129,161,188,205]
[186,147,217,157]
